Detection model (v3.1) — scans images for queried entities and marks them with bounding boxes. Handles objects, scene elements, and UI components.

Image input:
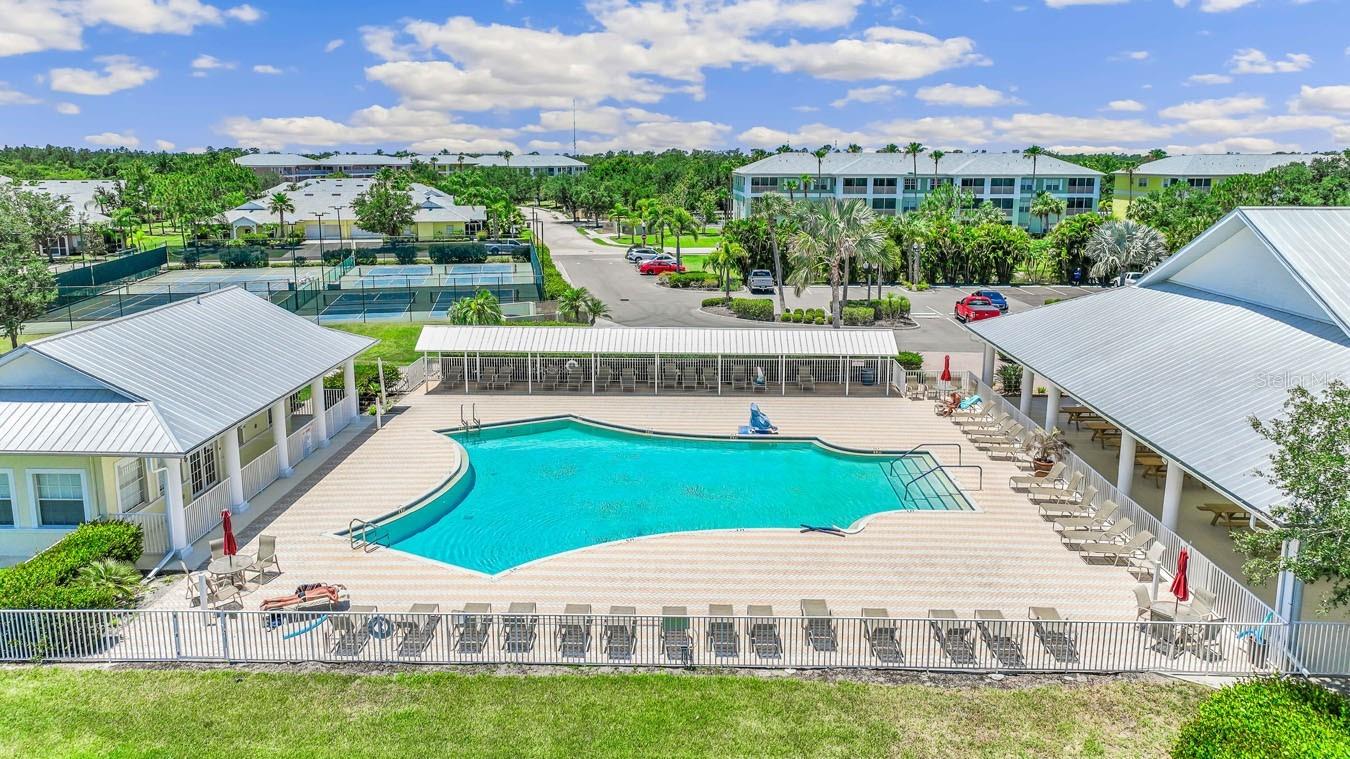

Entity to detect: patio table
[1198,502,1251,529]
[208,553,255,586]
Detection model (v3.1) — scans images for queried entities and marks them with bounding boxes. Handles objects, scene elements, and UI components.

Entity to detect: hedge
[535,243,570,300]
[842,305,876,326]
[701,296,730,308]
[0,521,144,610]
[1173,678,1350,758]
[663,272,720,289]
[895,351,924,370]
[729,298,775,321]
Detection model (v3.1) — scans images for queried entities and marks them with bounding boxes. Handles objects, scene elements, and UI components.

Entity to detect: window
[1041,179,1063,193]
[1186,177,1213,190]
[842,177,868,194]
[988,178,1014,195]
[1066,197,1096,214]
[871,197,896,214]
[960,178,984,193]
[749,176,778,192]
[116,458,147,512]
[1137,177,1148,188]
[187,444,219,498]
[991,197,1014,216]
[32,471,85,527]
[0,471,12,526]
[1068,177,1095,193]
[873,177,897,194]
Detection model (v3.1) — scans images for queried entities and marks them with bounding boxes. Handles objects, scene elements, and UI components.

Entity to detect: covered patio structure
[415,326,901,397]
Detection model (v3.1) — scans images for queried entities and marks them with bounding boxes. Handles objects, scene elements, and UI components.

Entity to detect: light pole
[331,204,348,254]
[312,211,328,286]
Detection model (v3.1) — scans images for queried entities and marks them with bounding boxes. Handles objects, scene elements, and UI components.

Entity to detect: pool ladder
[900,464,984,500]
[348,518,382,553]
[460,403,482,435]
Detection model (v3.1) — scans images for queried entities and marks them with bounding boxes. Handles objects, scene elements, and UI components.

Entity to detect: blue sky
[1,0,1348,155]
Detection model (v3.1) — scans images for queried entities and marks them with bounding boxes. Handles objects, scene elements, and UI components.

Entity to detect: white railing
[116,509,169,557]
[286,421,314,466]
[324,398,355,434]
[323,387,346,410]
[241,447,280,501]
[183,480,231,545]
[0,609,1314,675]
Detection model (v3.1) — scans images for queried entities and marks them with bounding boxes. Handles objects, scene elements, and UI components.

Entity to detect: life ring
[367,615,396,639]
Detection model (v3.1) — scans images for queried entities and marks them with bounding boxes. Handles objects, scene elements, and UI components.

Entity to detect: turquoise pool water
[375,419,973,575]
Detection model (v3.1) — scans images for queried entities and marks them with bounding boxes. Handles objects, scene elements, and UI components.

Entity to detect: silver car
[747,269,775,293]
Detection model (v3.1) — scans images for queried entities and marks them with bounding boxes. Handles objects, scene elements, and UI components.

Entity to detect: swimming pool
[368,418,974,575]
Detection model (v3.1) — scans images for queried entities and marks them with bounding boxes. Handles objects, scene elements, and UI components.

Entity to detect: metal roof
[0,390,178,456]
[467,154,586,168]
[968,282,1350,519]
[313,154,413,167]
[19,179,117,224]
[222,179,484,225]
[733,152,1101,177]
[416,326,899,356]
[1120,154,1325,177]
[234,153,319,167]
[11,288,374,454]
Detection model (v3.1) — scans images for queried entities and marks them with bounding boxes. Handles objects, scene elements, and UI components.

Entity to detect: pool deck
[147,389,1147,622]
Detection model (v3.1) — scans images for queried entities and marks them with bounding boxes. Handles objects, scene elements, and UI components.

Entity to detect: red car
[955,295,1002,323]
[639,257,686,275]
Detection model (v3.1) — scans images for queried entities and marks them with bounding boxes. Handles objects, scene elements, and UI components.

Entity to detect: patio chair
[620,369,637,392]
[494,367,513,391]
[397,603,441,656]
[180,559,209,606]
[246,534,281,581]
[661,606,693,663]
[209,538,225,561]
[862,608,904,664]
[1188,588,1220,621]
[1027,470,1085,498]
[1061,517,1134,548]
[1054,500,1120,532]
[747,605,782,659]
[1009,462,1066,490]
[603,606,637,661]
[1036,485,1098,518]
[965,418,1015,442]
[557,603,593,657]
[1080,530,1155,566]
[928,610,978,666]
[700,368,718,391]
[565,369,585,392]
[661,365,680,389]
[1029,607,1079,663]
[954,407,1004,428]
[539,367,561,391]
[1133,585,1164,622]
[681,369,700,391]
[206,574,244,610]
[454,602,493,654]
[474,368,494,391]
[796,368,816,392]
[503,601,538,653]
[1131,542,1167,581]
[906,378,928,400]
[595,366,614,389]
[730,367,749,391]
[801,599,836,652]
[706,604,738,657]
[975,610,1026,668]
[973,422,1023,449]
[330,605,377,657]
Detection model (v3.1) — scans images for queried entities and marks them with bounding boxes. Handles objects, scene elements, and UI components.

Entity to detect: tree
[880,143,900,153]
[110,207,138,249]
[0,185,56,348]
[1235,381,1350,612]
[902,142,925,216]
[352,178,416,238]
[665,206,696,265]
[787,200,883,328]
[582,292,610,324]
[1023,145,1046,195]
[846,143,863,153]
[20,189,73,260]
[267,192,295,240]
[750,192,794,314]
[811,145,832,199]
[610,203,630,237]
[707,239,747,302]
[557,286,589,322]
[1084,219,1167,284]
[970,221,1031,284]
[449,290,504,325]
[1030,191,1066,233]
[1046,211,1105,282]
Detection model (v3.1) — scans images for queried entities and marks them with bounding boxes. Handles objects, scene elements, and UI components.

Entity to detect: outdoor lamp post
[310,211,328,287]
[331,204,347,253]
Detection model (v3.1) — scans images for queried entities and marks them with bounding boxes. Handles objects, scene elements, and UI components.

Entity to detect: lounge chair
[1009,462,1067,490]
[539,368,560,391]
[954,407,1004,428]
[1029,607,1078,663]
[595,366,614,389]
[1054,500,1120,531]
[862,608,904,663]
[493,367,513,391]
[796,369,815,392]
[661,365,680,389]
[454,602,492,654]
[1027,470,1085,498]
[661,606,693,663]
[475,369,494,391]
[565,369,585,392]
[700,368,718,391]
[557,603,592,657]
[730,367,749,391]
[603,606,637,660]
[801,599,836,652]
[330,605,377,656]
[975,610,1026,668]
[1080,531,1154,566]
[1036,485,1098,518]
[1060,517,1133,548]
[620,369,637,392]
[966,419,1016,442]
[681,370,700,391]
[747,605,781,659]
[397,603,440,656]
[706,604,738,657]
[928,610,978,666]
[503,601,538,653]
[246,534,281,581]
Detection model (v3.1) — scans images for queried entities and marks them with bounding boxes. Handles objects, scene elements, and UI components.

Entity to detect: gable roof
[416,325,899,356]
[1120,154,1325,177]
[732,152,1102,177]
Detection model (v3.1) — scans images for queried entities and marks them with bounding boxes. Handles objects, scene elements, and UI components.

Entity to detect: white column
[1019,368,1034,416]
[343,358,357,415]
[222,427,247,513]
[164,458,188,555]
[1043,383,1061,431]
[271,398,292,477]
[1116,431,1137,499]
[980,344,996,386]
[1161,457,1185,530]
[1274,539,1304,624]
[310,376,330,448]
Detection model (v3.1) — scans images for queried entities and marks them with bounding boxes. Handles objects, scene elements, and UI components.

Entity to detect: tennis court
[342,263,530,289]
[55,269,315,322]
[314,289,522,322]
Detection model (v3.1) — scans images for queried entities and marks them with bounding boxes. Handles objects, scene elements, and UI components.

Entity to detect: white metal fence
[286,422,314,466]
[241,447,280,502]
[116,510,169,557]
[183,480,231,545]
[0,608,1313,674]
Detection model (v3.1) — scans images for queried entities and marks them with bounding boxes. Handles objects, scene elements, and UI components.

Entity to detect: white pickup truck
[747,269,775,293]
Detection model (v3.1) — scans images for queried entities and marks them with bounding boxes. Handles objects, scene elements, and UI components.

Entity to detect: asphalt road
[531,206,1101,353]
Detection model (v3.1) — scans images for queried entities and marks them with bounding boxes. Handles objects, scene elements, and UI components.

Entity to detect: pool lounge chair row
[926,608,1081,667]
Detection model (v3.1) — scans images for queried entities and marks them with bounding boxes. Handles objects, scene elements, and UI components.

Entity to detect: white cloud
[915,83,1019,107]
[0,81,40,105]
[1186,73,1232,85]
[1165,136,1300,153]
[361,25,417,62]
[1291,84,1350,114]
[252,64,281,75]
[559,119,732,153]
[762,27,987,81]
[1193,0,1258,11]
[224,4,261,22]
[1111,50,1150,61]
[1044,0,1128,7]
[218,105,519,152]
[1,0,261,57]
[84,130,139,147]
[1158,95,1265,120]
[830,85,900,108]
[1228,48,1313,74]
[792,105,819,112]
[324,38,344,53]
[1105,99,1146,112]
[991,113,1175,143]
[55,101,79,114]
[191,53,234,70]
[49,55,158,95]
[154,138,175,150]
[738,115,988,150]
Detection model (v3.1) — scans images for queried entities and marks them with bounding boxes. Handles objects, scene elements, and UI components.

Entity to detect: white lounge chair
[1080,531,1154,566]
[1061,517,1133,548]
[1010,461,1066,490]
[1055,500,1120,531]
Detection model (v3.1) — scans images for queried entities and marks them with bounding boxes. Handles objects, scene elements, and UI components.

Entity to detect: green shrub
[666,272,720,289]
[1173,678,1350,759]
[729,298,775,321]
[484,255,514,264]
[321,248,346,266]
[842,305,876,326]
[879,293,911,319]
[0,522,144,610]
[392,245,418,265]
[814,315,826,325]
[701,295,729,308]
[996,363,1024,393]
[914,282,930,291]
[533,243,569,300]
[180,248,201,268]
[780,312,791,322]
[218,247,263,268]
[1045,297,1063,305]
[428,242,489,265]
[789,312,801,323]
[894,351,924,370]
[325,364,401,410]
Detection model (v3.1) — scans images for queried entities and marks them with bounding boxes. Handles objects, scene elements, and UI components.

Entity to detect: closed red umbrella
[1170,547,1190,609]
[220,508,238,557]
[940,354,952,383]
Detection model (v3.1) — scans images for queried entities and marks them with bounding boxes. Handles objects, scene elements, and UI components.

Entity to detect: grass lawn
[0,668,1206,758]
[327,322,423,366]
[615,231,723,249]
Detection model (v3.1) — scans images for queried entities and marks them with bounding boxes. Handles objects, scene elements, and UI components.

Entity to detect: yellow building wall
[0,453,119,559]
[1111,175,1167,218]
[414,221,468,240]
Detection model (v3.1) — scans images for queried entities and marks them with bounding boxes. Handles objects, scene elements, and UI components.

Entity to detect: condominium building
[233,153,587,181]
[1110,153,1327,218]
[731,152,1102,233]
[222,178,485,241]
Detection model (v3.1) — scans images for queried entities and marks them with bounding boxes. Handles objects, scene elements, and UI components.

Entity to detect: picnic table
[1198,502,1252,529]
[1060,405,1099,429]
[1135,453,1167,485]
[1082,420,1121,447]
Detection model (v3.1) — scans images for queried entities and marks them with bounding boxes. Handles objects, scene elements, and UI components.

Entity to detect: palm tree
[846,143,863,153]
[500,150,514,169]
[902,142,925,216]
[707,240,747,302]
[557,286,589,322]
[1147,148,1167,162]
[812,146,832,199]
[610,203,630,238]
[783,179,800,202]
[1084,219,1168,284]
[267,192,295,240]
[1030,191,1066,234]
[1023,145,1046,195]
[635,198,659,246]
[880,143,900,153]
[752,192,793,314]
[666,206,696,266]
[110,207,139,249]
[787,200,884,328]
[75,559,141,604]
[449,290,504,325]
[930,150,946,212]
[582,292,610,324]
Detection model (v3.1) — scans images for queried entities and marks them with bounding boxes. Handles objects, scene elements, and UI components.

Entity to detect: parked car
[971,289,1008,312]
[1118,271,1142,287]
[484,238,524,254]
[954,295,1002,323]
[627,247,661,263]
[746,269,775,293]
[639,257,686,275]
